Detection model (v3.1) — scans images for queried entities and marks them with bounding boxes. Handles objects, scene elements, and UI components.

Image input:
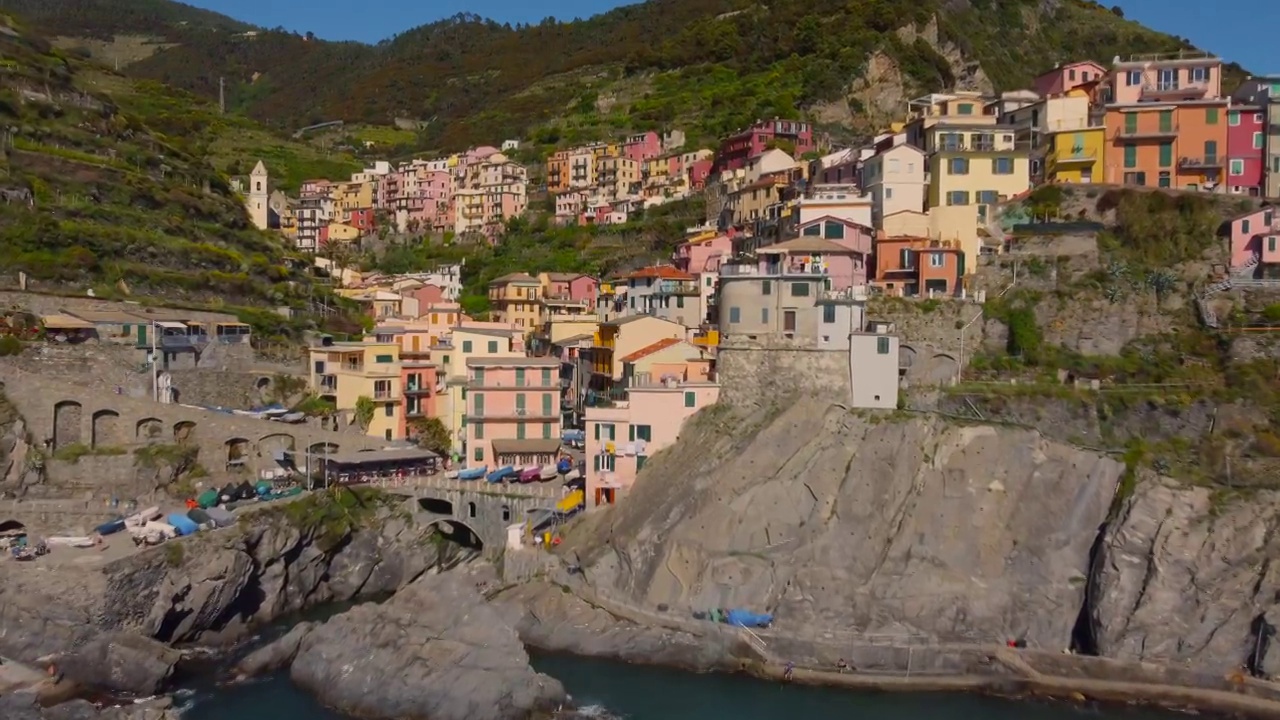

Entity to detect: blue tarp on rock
[166,513,199,536]
[725,609,772,628]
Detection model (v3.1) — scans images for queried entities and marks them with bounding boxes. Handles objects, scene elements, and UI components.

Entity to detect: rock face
[287,570,565,720]
[1088,479,1280,674]
[0,505,434,695]
[572,400,1122,651]
[0,694,179,720]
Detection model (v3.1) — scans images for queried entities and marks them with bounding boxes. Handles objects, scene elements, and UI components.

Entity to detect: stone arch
[259,433,296,458]
[899,344,918,370]
[255,376,271,390]
[226,437,250,466]
[307,441,339,456]
[419,497,454,515]
[500,504,511,522]
[424,517,484,550]
[466,501,477,518]
[136,417,163,441]
[90,409,121,448]
[918,353,960,385]
[173,420,197,444]
[52,400,83,451]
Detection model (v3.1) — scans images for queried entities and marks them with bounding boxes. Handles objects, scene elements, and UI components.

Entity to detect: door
[137,323,147,346]
[1205,140,1219,164]
[783,310,797,333]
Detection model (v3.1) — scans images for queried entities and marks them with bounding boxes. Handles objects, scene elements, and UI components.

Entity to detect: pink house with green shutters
[465,356,563,469]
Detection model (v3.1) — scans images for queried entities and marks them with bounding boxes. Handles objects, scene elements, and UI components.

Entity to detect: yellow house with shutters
[1045,126,1106,184]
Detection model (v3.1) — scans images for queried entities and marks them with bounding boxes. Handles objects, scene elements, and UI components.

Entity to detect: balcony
[373,389,395,400]
[1113,124,1178,140]
[1178,155,1224,169]
[654,279,699,296]
[405,406,425,418]
[1140,83,1208,101]
[1052,148,1098,164]
[469,408,559,420]
[318,375,338,393]
[822,286,869,302]
[404,382,432,394]
[342,362,364,372]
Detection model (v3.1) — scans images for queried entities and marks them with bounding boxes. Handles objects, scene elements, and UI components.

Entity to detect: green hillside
[0,14,341,306]
[0,0,1250,152]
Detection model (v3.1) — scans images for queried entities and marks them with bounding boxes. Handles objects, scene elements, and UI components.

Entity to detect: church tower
[248,160,270,230]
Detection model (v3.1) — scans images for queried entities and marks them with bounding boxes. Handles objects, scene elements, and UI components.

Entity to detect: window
[1206,108,1219,125]
[1158,110,1173,133]
[876,337,890,354]
[1123,171,1146,186]
[684,391,696,408]
[1126,70,1141,86]
[992,157,1014,174]
[729,307,741,323]
[1192,66,1208,83]
[783,310,797,333]
[790,282,810,297]
[473,447,483,462]
[887,158,900,173]
[313,360,325,373]
[949,158,969,175]
[1255,113,1265,124]
[474,421,484,439]
[1158,142,1172,168]
[1231,159,1245,175]
[375,354,393,363]
[515,368,526,386]
[802,224,821,236]
[1271,237,1278,254]
[1124,113,1138,134]
[487,341,498,353]
[900,248,915,269]
[946,191,970,206]
[543,422,552,439]
[885,187,894,199]
[762,280,772,295]
[1068,69,1076,81]
[1243,219,1252,234]
[1205,140,1219,161]
[930,252,945,268]
[474,367,485,385]
[462,340,473,353]
[761,308,769,323]
[1123,145,1137,168]
[1256,132,1265,150]
[976,190,998,205]
[1266,211,1273,226]
[635,425,652,441]
[1229,110,1241,126]
[541,368,552,385]
[1158,171,1171,188]
[822,304,836,323]
[542,393,552,416]
[823,220,844,239]
[516,423,526,440]
[636,455,648,472]
[473,393,484,415]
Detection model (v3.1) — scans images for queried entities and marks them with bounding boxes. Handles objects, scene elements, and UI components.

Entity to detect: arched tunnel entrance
[429,519,484,552]
[418,497,454,515]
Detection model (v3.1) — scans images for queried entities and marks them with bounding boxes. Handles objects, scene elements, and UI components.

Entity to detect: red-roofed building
[623,265,703,327]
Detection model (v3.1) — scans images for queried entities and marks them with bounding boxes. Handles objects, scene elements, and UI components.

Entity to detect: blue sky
[185,0,1273,72]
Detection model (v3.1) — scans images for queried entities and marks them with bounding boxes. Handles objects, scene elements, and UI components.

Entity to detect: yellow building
[308,341,402,441]
[591,315,686,385]
[434,327,522,454]
[1044,126,1105,184]
[332,181,374,218]
[487,272,542,330]
[326,222,361,242]
[925,124,1030,225]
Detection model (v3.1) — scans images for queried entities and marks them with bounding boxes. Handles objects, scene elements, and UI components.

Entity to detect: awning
[41,314,94,330]
[216,321,250,327]
[324,447,442,466]
[491,438,563,456]
[156,321,187,330]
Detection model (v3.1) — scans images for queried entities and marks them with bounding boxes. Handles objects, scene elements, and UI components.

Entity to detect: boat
[518,466,542,484]
[556,457,573,474]
[94,518,126,536]
[166,513,199,537]
[540,464,559,482]
[556,489,585,514]
[196,489,219,509]
[205,507,236,528]
[124,506,160,528]
[187,508,213,526]
[563,468,581,483]
[141,521,176,540]
[45,536,96,548]
[457,466,487,481]
[486,465,514,483]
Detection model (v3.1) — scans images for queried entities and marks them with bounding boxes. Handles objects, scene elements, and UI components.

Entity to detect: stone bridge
[390,476,567,557]
[0,374,382,489]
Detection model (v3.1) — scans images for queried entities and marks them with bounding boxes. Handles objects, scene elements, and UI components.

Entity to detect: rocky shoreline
[6,470,1280,720]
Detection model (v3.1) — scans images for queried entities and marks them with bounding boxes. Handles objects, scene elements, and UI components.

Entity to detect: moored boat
[518,466,542,484]
[457,466,487,481]
[540,464,559,481]
[486,465,514,483]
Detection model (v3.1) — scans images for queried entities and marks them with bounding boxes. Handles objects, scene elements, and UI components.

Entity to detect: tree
[411,417,453,456]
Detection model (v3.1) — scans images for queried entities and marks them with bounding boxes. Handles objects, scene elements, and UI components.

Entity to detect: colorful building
[583,379,720,506]
[1033,60,1108,97]
[1226,105,1266,196]
[860,144,926,227]
[487,273,543,330]
[1233,75,1280,198]
[713,118,815,172]
[924,124,1030,224]
[1103,101,1229,190]
[1223,206,1279,270]
[1106,51,1222,106]
[871,235,966,297]
[435,326,523,454]
[308,340,402,441]
[464,356,562,469]
[1044,125,1105,184]
[588,315,686,402]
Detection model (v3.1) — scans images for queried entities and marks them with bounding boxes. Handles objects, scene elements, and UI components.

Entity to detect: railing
[720,264,760,277]
[1044,118,1105,132]
[373,389,394,400]
[822,285,869,301]
[1114,124,1179,138]
[1052,148,1098,162]
[1179,155,1224,168]
[469,408,559,419]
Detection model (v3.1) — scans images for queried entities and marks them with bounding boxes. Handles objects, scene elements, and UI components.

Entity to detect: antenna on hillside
[219,77,226,115]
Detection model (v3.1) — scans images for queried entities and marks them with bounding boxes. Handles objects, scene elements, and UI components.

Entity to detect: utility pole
[219,77,225,115]
[150,320,159,402]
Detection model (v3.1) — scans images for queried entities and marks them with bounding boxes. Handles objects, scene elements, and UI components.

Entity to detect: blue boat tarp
[457,466,487,481]
[95,519,126,536]
[561,430,585,442]
[725,609,773,628]
[556,457,572,474]
[486,465,514,483]
[166,513,199,536]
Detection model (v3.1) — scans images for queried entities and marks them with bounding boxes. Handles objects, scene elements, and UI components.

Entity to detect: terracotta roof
[758,236,855,254]
[626,266,694,281]
[489,272,539,285]
[619,338,685,364]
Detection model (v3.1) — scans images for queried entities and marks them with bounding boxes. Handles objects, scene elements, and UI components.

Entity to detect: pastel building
[872,234,967,297]
[1105,51,1222,106]
[583,380,720,506]
[588,315,686,402]
[308,340,402,441]
[464,356,563,469]
[435,327,522,453]
[488,273,543,330]
[714,118,815,172]
[860,144,926,227]
[674,230,735,274]
[1226,106,1267,196]
[623,266,701,327]
[1103,101,1229,190]
[1233,75,1280,198]
[1223,206,1280,271]
[924,123,1030,225]
[1033,61,1108,97]
[797,184,873,228]
[400,358,441,442]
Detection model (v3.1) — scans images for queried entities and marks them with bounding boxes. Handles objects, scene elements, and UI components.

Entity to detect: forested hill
[0,0,1249,152]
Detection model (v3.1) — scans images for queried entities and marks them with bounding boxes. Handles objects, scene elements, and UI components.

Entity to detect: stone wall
[716,340,851,407]
[412,489,551,556]
[166,370,290,410]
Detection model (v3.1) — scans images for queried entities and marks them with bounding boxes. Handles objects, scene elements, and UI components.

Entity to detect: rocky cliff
[566,398,1280,676]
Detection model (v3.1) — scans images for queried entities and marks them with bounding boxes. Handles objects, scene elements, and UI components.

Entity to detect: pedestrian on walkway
[783,661,795,681]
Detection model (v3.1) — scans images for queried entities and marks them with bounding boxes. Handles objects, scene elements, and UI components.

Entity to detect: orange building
[546,150,571,193]
[1103,100,1229,190]
[871,235,965,297]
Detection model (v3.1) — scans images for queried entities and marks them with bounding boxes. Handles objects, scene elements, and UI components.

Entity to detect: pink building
[794,216,873,285]
[674,231,735,274]
[400,283,446,309]
[1224,205,1280,270]
[1227,105,1266,196]
[583,380,719,507]
[714,118,815,172]
[622,131,662,163]
[1033,61,1107,97]
[1106,53,1223,105]
[687,159,713,189]
[400,360,441,441]
[542,273,599,310]
[465,356,563,469]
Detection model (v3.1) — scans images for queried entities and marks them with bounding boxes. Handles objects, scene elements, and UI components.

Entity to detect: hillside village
[6,48,1280,522]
